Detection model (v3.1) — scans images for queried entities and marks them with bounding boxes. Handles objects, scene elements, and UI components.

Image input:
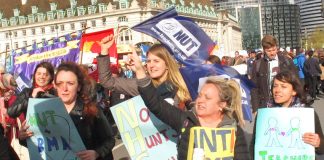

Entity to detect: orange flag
[80,28,118,81]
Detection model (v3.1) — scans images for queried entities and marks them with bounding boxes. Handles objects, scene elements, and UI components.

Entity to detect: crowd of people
[0,34,323,160]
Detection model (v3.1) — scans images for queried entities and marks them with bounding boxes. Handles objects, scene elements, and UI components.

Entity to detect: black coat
[7,87,57,118]
[69,100,115,159]
[137,77,250,160]
[250,53,297,112]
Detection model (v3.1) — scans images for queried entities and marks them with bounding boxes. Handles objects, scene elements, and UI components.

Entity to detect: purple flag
[13,33,81,82]
[132,7,215,66]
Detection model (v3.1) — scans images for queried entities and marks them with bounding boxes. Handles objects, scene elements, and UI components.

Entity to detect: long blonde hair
[205,77,245,126]
[147,44,191,103]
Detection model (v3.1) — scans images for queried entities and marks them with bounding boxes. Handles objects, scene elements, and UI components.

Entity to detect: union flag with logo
[80,28,118,81]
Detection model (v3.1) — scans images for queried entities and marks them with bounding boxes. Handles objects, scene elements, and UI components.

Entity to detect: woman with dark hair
[18,62,115,160]
[8,61,56,118]
[250,70,324,159]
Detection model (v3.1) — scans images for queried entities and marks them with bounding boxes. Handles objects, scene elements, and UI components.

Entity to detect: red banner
[80,28,118,81]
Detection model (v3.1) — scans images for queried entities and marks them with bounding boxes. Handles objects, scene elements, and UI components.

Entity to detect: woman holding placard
[125,50,250,159]
[18,62,115,160]
[250,70,324,159]
[98,35,191,109]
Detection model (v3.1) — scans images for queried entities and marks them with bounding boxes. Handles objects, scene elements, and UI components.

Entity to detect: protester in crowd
[304,50,322,101]
[251,35,297,114]
[18,62,115,160]
[126,50,249,159]
[255,51,263,60]
[318,49,324,93]
[98,35,191,109]
[0,65,7,96]
[250,70,324,159]
[247,50,256,79]
[0,124,19,160]
[0,73,19,144]
[293,47,306,87]
[8,62,56,118]
[205,55,221,64]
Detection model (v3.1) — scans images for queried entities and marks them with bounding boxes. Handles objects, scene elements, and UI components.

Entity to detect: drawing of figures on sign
[264,117,282,147]
[254,108,315,159]
[287,117,305,149]
[26,98,85,160]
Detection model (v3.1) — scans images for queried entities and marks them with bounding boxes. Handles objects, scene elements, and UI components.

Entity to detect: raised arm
[97,35,139,96]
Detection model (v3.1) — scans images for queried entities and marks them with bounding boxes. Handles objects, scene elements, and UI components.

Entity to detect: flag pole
[78,27,90,64]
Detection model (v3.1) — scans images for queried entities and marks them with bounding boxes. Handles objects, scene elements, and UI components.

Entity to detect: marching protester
[98,35,191,109]
[0,124,19,160]
[1,74,19,144]
[7,61,56,118]
[250,70,324,159]
[18,62,115,160]
[125,50,250,159]
[205,55,221,64]
[304,50,322,101]
[251,35,297,114]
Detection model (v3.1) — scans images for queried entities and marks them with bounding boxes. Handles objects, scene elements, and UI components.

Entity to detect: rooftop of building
[0,0,216,19]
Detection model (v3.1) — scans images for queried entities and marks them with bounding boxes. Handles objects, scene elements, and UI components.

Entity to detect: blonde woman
[123,49,249,159]
[98,35,191,109]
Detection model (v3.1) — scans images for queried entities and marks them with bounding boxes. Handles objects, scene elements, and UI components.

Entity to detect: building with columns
[0,0,242,64]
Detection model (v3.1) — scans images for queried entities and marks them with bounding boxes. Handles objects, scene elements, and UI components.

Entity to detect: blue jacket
[293,53,306,79]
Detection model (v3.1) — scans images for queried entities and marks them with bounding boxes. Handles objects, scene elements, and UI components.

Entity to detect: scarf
[267,96,305,108]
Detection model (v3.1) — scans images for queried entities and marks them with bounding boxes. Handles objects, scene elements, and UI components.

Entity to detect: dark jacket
[0,124,19,160]
[7,87,57,118]
[0,125,10,160]
[137,77,250,160]
[69,100,115,159]
[250,53,297,112]
[304,57,322,77]
[250,103,324,159]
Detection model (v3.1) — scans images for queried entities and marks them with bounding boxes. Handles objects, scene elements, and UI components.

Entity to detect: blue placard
[26,98,86,160]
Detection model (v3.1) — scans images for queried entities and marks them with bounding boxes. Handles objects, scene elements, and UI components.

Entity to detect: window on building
[23,41,27,47]
[51,26,55,32]
[117,16,128,22]
[13,31,17,37]
[71,23,75,30]
[41,27,45,34]
[5,32,9,38]
[119,1,128,9]
[60,24,65,31]
[32,28,35,35]
[23,30,26,36]
[91,20,96,27]
[118,27,132,44]
[6,43,10,50]
[81,22,87,29]
[15,42,19,49]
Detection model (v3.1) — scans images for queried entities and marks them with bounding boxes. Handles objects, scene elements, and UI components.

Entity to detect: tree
[305,27,324,50]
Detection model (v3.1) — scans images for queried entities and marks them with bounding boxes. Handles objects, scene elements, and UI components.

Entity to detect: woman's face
[34,67,51,87]
[195,83,226,118]
[55,71,79,106]
[272,79,296,107]
[146,53,168,81]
